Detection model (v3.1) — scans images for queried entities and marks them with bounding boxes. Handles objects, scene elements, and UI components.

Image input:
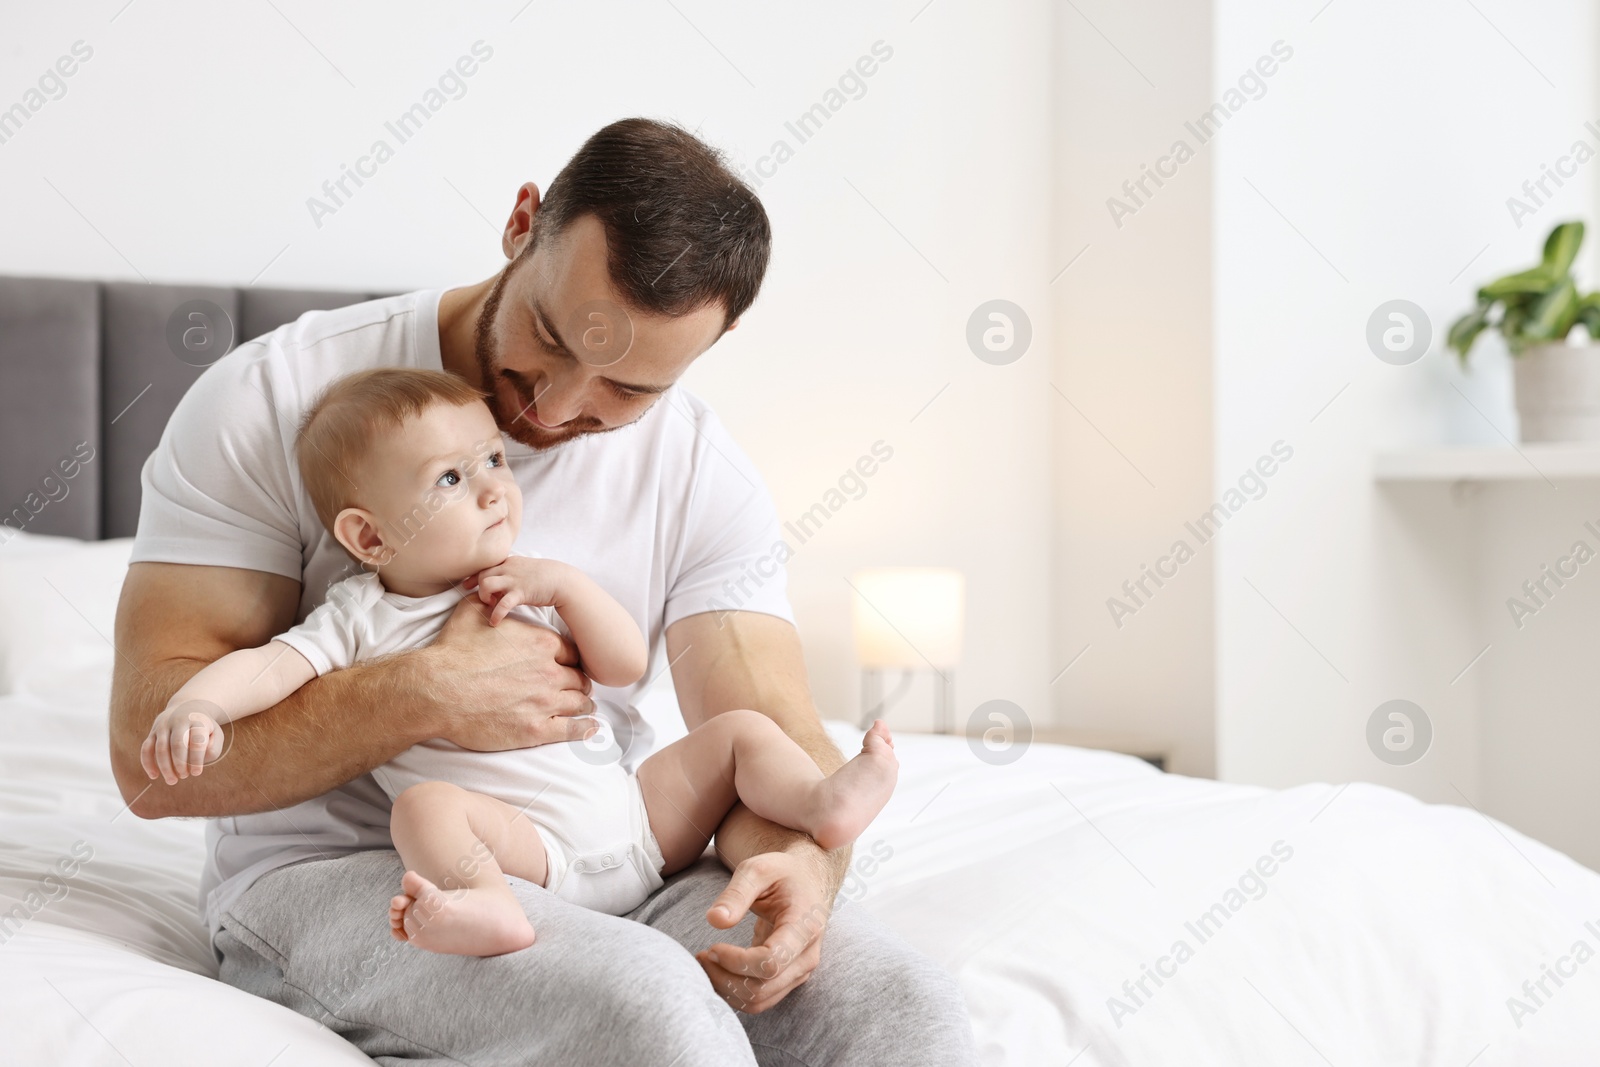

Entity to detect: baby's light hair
[296,368,489,533]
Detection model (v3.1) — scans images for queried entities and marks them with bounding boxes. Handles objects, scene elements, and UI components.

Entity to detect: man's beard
[472,255,611,451]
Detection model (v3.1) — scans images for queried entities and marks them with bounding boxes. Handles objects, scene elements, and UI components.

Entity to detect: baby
[140,367,898,956]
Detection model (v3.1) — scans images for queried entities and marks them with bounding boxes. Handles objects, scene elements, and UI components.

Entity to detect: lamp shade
[851,567,965,670]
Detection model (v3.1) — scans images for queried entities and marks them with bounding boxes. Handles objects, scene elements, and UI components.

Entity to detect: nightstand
[1026,728,1171,771]
[951,726,1172,772]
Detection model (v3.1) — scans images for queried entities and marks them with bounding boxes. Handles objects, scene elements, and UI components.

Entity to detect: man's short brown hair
[296,368,487,532]
[535,118,771,328]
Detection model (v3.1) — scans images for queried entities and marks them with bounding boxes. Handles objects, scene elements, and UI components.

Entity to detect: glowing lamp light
[850,567,965,731]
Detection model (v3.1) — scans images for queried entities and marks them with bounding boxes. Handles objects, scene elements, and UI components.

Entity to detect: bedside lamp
[850,567,965,733]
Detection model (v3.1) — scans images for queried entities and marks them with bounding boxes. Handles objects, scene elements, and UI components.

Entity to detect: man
[108,118,977,1065]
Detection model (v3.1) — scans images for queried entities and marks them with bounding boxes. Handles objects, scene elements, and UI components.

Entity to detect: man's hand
[421,594,599,751]
[695,849,836,1014]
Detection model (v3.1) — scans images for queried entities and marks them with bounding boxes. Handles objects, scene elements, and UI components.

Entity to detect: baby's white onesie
[273,567,666,915]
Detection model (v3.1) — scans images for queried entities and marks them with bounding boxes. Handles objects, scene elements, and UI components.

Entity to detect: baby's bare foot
[808,720,898,850]
[388,870,534,957]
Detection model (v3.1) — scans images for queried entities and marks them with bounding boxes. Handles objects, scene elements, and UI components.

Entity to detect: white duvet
[2,539,1598,1063]
[5,679,1599,1065]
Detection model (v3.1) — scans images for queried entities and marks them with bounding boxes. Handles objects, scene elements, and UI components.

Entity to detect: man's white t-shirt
[130,290,794,940]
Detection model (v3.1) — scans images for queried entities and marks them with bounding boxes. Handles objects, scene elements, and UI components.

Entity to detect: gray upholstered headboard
[0,277,387,541]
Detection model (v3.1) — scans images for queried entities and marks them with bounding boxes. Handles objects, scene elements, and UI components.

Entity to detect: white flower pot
[1513,342,1600,442]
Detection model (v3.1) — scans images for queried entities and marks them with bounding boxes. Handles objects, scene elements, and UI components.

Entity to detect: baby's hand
[467,558,570,626]
[141,700,226,784]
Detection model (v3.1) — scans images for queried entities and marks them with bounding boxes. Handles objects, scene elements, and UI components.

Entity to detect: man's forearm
[111,648,436,819]
[666,611,853,894]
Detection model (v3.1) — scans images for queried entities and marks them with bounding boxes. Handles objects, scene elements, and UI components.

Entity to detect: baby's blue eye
[436,469,461,488]
[486,451,504,468]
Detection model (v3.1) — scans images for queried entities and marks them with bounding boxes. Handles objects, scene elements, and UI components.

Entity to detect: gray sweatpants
[216,850,978,1066]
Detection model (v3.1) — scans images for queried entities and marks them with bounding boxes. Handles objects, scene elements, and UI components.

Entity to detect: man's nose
[532,373,584,426]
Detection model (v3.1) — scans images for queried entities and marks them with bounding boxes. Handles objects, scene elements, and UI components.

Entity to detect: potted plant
[1449,220,1600,442]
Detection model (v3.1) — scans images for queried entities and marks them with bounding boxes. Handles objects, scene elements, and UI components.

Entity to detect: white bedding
[3,536,1599,1064]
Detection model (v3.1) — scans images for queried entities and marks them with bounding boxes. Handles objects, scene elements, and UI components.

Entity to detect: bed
[2,277,1598,1064]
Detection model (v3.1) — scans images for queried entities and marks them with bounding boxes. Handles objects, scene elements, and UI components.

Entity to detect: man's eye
[532,317,561,353]
[610,383,644,401]
[436,469,461,488]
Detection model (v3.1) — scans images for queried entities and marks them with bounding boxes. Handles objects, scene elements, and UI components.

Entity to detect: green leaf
[1523,277,1579,344]
[1479,266,1558,300]
[1499,290,1541,314]
[1448,304,1492,362]
[1542,220,1585,276]
[1502,304,1530,355]
[1578,304,1600,339]
[1452,221,1590,363]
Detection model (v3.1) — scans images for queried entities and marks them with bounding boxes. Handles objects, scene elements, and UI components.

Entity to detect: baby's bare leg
[636,710,898,871]
[386,780,547,957]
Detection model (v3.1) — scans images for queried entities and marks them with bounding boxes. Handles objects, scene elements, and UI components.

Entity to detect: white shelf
[1375,444,1600,482]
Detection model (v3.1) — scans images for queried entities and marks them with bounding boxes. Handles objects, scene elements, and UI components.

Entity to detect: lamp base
[859,667,955,734]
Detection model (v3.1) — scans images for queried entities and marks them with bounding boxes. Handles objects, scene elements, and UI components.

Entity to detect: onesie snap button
[603,853,615,867]
[573,860,587,873]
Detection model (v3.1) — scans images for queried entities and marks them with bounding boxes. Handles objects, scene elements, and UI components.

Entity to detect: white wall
[16,0,1598,864]
[1214,0,1600,866]
[1474,484,1600,871]
[1052,1,1217,776]
[0,1,1053,732]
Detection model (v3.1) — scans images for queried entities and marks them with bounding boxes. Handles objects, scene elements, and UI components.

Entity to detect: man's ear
[503,181,543,261]
[724,316,740,332]
[332,507,392,569]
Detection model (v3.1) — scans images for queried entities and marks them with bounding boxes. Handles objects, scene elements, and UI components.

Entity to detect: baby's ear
[332,508,390,568]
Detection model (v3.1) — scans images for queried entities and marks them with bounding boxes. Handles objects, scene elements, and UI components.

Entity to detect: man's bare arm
[109,562,598,820]
[665,609,850,1013]
[667,609,848,849]
[668,612,844,768]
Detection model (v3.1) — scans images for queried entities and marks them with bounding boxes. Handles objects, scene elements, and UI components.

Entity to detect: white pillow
[0,533,135,696]
[0,528,86,557]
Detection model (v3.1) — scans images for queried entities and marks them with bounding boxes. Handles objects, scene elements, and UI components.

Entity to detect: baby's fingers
[140,735,160,780]
[153,726,179,785]
[167,729,194,781]
[476,577,515,608]
[489,595,520,625]
[185,722,211,778]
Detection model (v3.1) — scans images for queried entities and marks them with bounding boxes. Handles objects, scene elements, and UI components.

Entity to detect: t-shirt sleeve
[129,342,307,581]
[664,407,795,630]
[272,579,367,674]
